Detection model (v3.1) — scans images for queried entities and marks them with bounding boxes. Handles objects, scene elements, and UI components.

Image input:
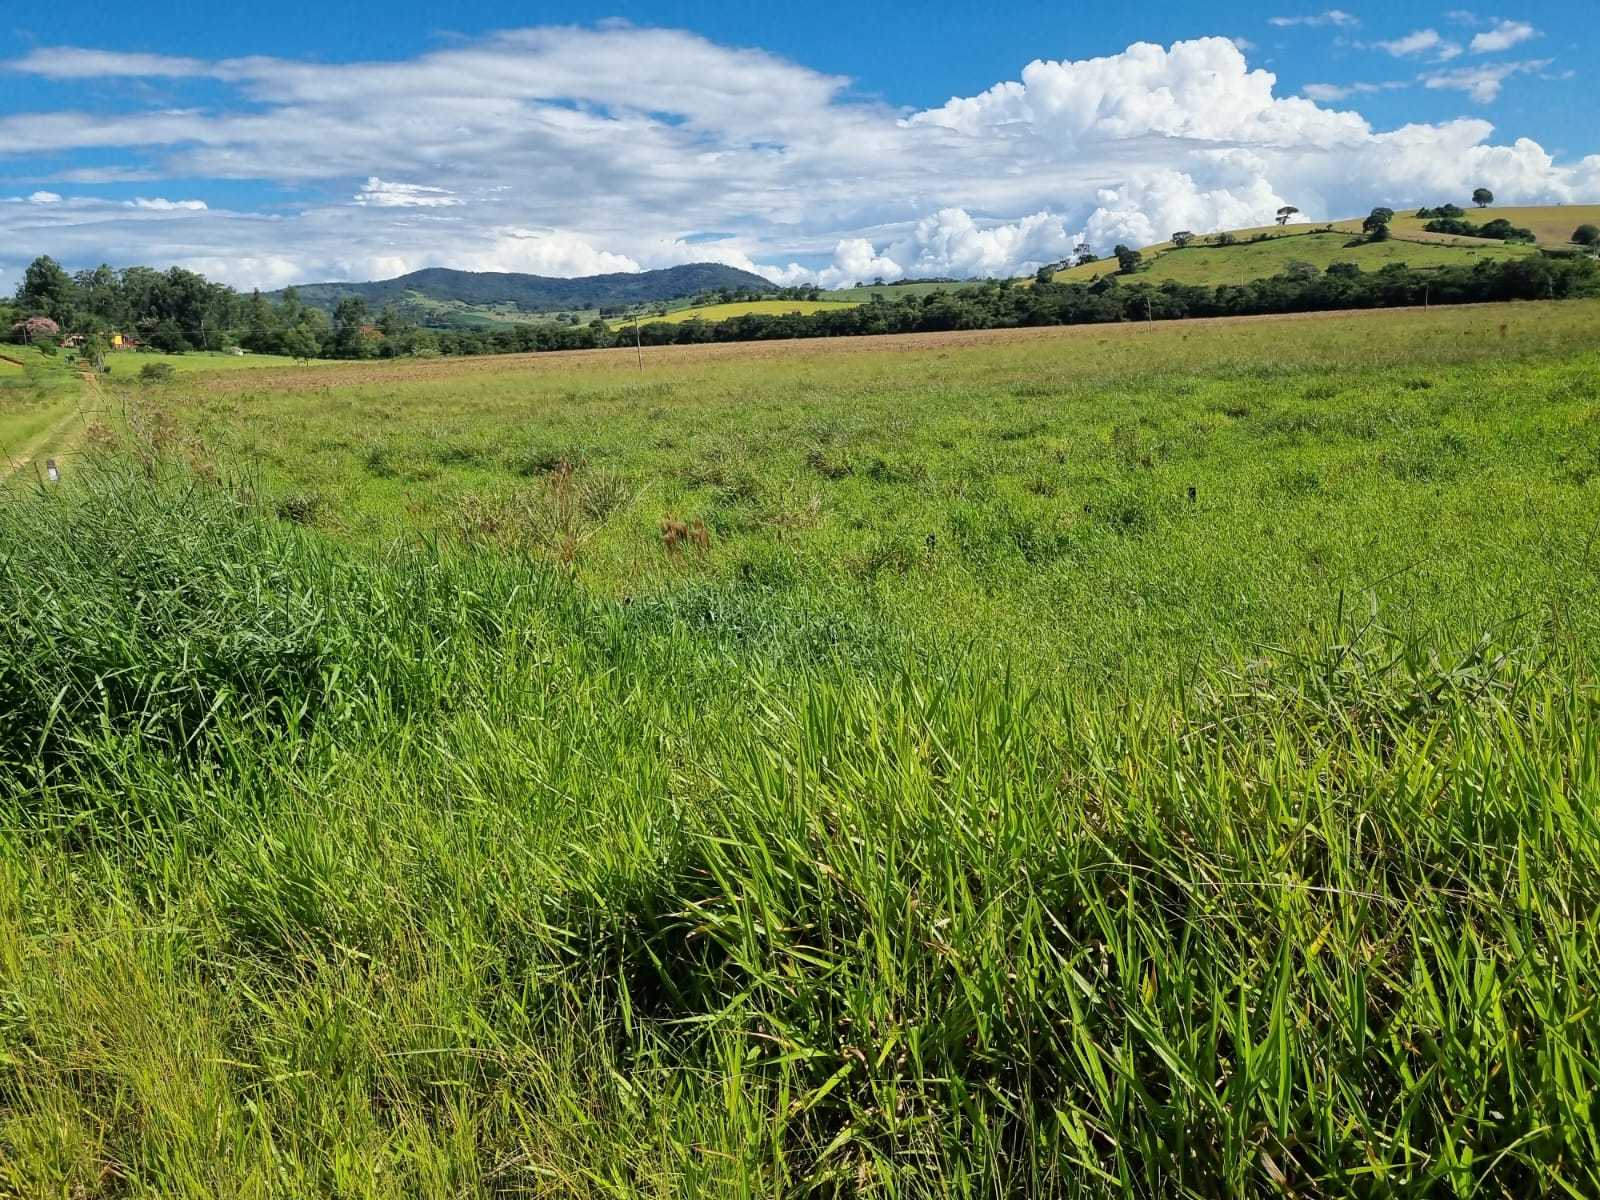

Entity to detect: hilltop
[1052,203,1600,287]
[269,263,775,324]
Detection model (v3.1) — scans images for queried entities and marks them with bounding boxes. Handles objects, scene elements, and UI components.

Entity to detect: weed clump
[451,461,633,566]
[806,447,853,480]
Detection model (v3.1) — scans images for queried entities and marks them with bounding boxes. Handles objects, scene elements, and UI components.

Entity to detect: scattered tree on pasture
[1472,188,1494,208]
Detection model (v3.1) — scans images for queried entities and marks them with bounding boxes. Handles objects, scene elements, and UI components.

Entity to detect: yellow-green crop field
[621,298,858,327]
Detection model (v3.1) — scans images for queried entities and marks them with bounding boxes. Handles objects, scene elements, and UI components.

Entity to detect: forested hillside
[271,264,775,315]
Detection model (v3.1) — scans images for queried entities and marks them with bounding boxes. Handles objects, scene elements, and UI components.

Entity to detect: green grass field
[105,349,306,373]
[1,347,309,484]
[828,281,990,302]
[1,347,88,481]
[620,298,859,327]
[4,299,1600,1196]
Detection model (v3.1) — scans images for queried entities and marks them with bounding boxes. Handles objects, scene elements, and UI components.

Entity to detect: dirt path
[2,403,83,483]
[1,370,95,484]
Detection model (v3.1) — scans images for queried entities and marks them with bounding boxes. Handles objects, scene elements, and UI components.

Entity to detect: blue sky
[2,2,1594,288]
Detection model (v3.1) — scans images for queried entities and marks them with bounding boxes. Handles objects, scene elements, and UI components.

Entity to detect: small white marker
[45,458,59,483]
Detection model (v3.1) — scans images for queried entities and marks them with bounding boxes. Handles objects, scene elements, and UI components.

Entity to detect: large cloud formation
[1,28,1595,288]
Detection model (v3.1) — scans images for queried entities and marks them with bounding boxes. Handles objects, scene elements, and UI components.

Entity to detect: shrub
[139,361,177,383]
[272,490,324,526]
[1574,224,1600,247]
[1424,216,1536,243]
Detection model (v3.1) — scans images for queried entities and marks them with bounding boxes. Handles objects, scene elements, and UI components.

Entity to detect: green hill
[271,263,776,322]
[1055,204,1600,288]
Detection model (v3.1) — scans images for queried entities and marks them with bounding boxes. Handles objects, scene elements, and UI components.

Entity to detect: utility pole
[633,311,643,370]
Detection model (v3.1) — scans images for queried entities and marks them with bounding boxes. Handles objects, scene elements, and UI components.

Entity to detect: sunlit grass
[621,298,860,327]
[3,297,1600,1196]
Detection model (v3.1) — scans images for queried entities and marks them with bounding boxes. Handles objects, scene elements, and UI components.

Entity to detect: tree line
[608,256,1596,349]
[8,251,1598,363]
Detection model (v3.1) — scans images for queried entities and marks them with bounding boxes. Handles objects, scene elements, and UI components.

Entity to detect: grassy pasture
[132,300,1600,677]
[828,281,992,302]
[107,349,306,373]
[0,347,86,479]
[1391,203,1600,247]
[1060,231,1535,287]
[1053,204,1600,286]
[621,298,859,327]
[1,349,306,479]
[3,298,1600,1196]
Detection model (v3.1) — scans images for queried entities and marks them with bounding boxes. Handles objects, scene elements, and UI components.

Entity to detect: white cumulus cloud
[1424,60,1549,103]
[0,27,1592,290]
[353,178,463,208]
[465,228,639,277]
[1470,20,1537,53]
[1374,30,1463,60]
[1269,11,1360,28]
[127,197,208,211]
[1302,81,1406,101]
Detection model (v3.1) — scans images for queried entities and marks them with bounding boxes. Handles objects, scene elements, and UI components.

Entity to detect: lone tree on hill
[1363,208,1395,241]
[1472,187,1494,208]
[1573,224,1600,246]
[1276,205,1300,226]
[1113,244,1144,274]
[1171,230,1195,248]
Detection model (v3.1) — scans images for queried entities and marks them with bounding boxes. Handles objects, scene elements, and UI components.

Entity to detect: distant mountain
[270,263,775,322]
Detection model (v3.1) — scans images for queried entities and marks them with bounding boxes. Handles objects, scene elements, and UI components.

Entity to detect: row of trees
[1423,215,1537,243]
[431,255,1597,356]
